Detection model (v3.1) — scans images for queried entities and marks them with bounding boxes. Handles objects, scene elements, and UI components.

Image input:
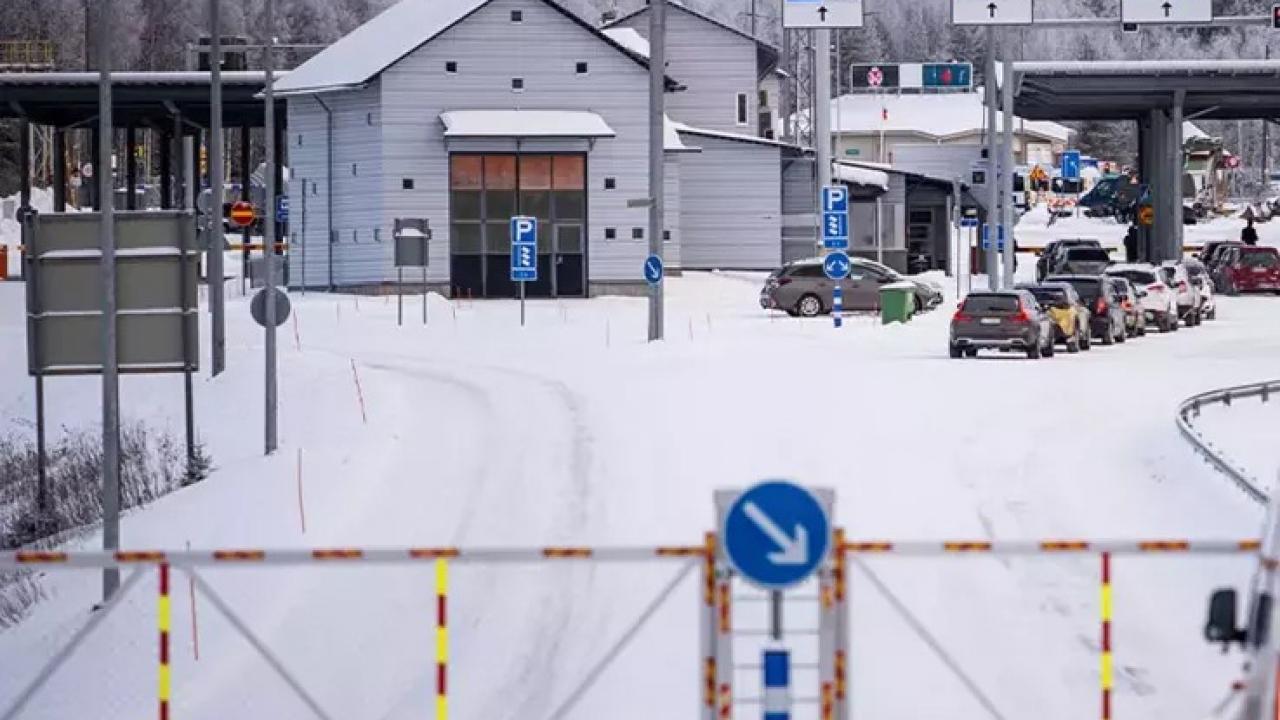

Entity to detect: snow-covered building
[829,90,1073,166]
[276,0,806,296]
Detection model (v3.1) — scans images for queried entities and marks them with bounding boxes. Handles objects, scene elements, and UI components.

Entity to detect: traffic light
[1273,3,1280,29]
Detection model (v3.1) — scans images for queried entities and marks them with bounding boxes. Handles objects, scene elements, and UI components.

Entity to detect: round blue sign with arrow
[823,252,851,281]
[644,254,664,285]
[723,480,830,590]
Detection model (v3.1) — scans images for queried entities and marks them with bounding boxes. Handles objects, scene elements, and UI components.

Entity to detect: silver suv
[760,258,940,316]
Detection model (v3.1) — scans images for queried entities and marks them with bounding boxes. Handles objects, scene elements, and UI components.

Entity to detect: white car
[1160,261,1204,326]
[1184,258,1217,321]
[1106,263,1180,333]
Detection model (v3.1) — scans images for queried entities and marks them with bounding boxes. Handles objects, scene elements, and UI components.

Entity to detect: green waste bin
[879,282,917,325]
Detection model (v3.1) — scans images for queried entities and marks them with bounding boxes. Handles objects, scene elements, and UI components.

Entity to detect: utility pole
[815,28,832,190]
[97,0,121,602]
[209,0,227,376]
[1001,43,1015,289]
[984,27,999,290]
[1264,45,1271,194]
[263,0,279,453]
[647,0,665,342]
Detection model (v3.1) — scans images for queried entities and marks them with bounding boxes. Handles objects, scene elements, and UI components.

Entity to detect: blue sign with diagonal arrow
[724,480,831,590]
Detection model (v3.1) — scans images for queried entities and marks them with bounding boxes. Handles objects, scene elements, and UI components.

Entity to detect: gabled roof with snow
[602,27,649,58]
[606,0,776,52]
[829,91,1073,144]
[275,0,675,95]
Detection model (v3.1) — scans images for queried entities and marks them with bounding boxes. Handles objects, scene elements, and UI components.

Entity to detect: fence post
[1101,552,1113,720]
[702,533,717,720]
[436,558,449,720]
[835,528,849,720]
[715,553,733,720]
[159,563,171,720]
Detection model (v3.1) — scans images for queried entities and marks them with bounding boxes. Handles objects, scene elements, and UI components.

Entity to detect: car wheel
[949,344,963,359]
[914,296,924,314]
[1081,328,1092,350]
[1170,314,1180,331]
[1207,308,1217,320]
[1101,327,1115,345]
[785,309,800,318]
[1067,334,1081,353]
[797,294,823,318]
[1026,343,1042,359]
[1116,325,1127,343]
[1042,338,1055,357]
[1137,322,1146,337]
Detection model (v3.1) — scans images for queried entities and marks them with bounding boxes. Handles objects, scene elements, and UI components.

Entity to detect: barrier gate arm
[1236,473,1280,720]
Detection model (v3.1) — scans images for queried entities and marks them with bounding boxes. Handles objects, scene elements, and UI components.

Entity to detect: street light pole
[263,0,279,453]
[647,0,665,342]
[209,0,226,376]
[96,0,121,602]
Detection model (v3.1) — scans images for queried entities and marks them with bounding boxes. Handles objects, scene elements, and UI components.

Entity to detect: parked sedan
[1107,276,1147,338]
[852,258,944,311]
[1015,282,1090,352]
[1106,263,1179,332]
[760,258,940,316]
[1045,275,1128,345]
[1216,246,1280,295]
[950,290,1056,359]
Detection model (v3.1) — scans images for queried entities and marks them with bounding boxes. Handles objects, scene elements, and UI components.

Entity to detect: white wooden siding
[615,9,759,136]
[378,0,654,285]
[677,133,781,270]
[663,155,682,269]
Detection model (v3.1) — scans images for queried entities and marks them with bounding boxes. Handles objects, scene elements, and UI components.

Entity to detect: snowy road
[1,214,1279,718]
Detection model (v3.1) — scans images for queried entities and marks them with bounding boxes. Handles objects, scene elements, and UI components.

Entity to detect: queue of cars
[952,241,1217,359]
[1200,241,1280,296]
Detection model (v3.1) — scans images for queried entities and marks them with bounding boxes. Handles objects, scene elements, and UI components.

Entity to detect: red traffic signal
[1274,3,1280,29]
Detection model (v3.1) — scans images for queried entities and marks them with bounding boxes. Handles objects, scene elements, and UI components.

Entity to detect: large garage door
[449,154,586,299]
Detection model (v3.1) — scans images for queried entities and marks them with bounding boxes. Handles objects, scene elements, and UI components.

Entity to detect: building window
[296,133,303,146]
[759,89,769,107]
[510,9,523,21]
[512,77,524,92]
[367,112,374,125]
[605,227,617,240]
[576,61,588,75]
[663,230,671,241]
[632,227,644,240]
[402,178,415,190]
[604,177,616,190]
[445,61,458,73]
[352,163,358,176]
[735,93,748,126]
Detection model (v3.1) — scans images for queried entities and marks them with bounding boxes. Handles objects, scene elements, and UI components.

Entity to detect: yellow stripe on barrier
[436,695,448,720]
[436,557,448,594]
[1101,584,1112,622]
[157,595,172,632]
[1101,651,1113,690]
[158,664,171,701]
[436,625,447,664]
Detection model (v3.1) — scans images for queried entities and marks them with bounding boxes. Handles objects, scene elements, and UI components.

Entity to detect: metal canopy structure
[0,71,283,127]
[1007,59,1280,263]
[1013,60,1280,122]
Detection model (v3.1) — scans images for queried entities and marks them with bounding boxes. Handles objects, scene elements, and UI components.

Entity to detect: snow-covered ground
[0,204,1278,720]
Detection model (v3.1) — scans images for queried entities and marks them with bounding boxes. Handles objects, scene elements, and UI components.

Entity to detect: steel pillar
[52,129,66,211]
[1170,91,1185,259]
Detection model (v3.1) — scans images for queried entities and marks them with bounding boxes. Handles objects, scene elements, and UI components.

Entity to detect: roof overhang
[440,109,616,139]
[1014,60,1280,122]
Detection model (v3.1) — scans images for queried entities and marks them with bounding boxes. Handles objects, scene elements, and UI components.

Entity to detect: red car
[1217,247,1280,295]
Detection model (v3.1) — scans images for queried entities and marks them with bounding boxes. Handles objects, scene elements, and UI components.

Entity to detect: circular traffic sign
[643,254,664,285]
[724,480,831,590]
[250,287,291,328]
[229,201,256,229]
[823,252,851,280]
[867,66,884,88]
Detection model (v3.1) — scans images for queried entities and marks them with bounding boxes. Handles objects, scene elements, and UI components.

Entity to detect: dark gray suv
[760,258,940,316]
[949,290,1056,359]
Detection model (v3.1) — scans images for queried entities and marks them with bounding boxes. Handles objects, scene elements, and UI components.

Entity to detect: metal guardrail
[1176,380,1280,505]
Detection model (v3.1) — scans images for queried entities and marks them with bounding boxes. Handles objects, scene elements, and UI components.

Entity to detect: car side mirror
[1204,588,1246,648]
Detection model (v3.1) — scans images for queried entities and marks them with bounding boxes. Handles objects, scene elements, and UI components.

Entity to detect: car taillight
[1010,307,1031,324]
[1095,298,1107,314]
[952,311,972,322]
[775,277,792,286]
[1178,280,1188,291]
[1123,300,1133,310]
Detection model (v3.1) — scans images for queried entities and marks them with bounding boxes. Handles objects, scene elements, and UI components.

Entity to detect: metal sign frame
[392,218,432,326]
[1121,0,1212,23]
[25,210,199,376]
[784,0,864,28]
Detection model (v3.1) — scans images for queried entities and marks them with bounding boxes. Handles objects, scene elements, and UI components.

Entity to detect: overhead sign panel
[784,0,863,28]
[849,64,899,90]
[951,0,1034,25]
[1121,0,1211,23]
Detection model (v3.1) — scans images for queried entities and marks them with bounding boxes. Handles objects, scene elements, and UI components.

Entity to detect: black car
[1037,239,1102,282]
[1044,274,1128,345]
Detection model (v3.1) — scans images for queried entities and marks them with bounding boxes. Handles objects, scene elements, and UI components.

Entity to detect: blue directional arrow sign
[644,254,664,285]
[1062,150,1081,181]
[823,252,851,280]
[724,480,830,590]
[510,215,538,282]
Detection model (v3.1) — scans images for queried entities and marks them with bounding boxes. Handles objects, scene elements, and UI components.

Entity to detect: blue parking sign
[510,216,538,282]
[821,185,848,214]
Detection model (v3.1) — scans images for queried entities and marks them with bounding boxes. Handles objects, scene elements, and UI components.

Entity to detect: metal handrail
[1176,379,1280,505]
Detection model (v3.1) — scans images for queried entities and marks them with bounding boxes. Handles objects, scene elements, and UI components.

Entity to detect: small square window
[445,61,458,73]
[296,134,303,146]
[604,227,617,240]
[510,9,523,21]
[604,177,616,190]
[663,230,671,241]
[512,77,524,91]
[576,61,588,75]
[352,163,359,176]
[402,178,415,190]
[632,227,644,240]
